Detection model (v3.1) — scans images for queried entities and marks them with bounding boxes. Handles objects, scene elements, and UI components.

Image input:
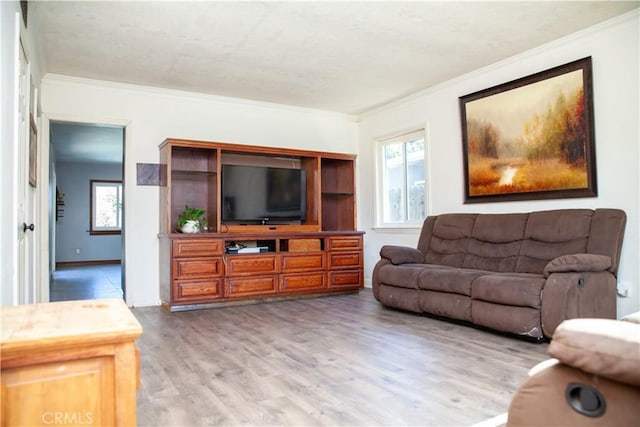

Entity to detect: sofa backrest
[416,209,626,276]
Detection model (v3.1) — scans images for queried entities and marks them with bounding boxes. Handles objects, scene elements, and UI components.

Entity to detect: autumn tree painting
[460,57,596,203]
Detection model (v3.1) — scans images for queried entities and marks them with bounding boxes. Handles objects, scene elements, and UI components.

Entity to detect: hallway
[50,264,123,302]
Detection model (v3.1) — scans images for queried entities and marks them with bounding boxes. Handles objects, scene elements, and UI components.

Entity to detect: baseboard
[470,412,507,427]
[56,260,121,268]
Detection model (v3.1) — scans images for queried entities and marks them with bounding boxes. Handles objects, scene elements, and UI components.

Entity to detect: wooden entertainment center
[158,138,364,311]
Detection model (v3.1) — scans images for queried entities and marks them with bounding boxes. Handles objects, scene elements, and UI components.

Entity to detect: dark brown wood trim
[56,260,121,268]
[89,230,122,236]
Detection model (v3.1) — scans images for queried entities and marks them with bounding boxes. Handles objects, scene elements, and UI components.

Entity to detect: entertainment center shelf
[158,138,363,311]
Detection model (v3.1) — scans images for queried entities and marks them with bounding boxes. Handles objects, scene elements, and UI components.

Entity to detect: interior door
[17,39,36,304]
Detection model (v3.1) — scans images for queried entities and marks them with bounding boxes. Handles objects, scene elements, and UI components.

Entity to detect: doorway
[49,121,125,301]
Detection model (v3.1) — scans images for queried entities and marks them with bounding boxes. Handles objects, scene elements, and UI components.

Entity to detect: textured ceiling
[33,1,638,115]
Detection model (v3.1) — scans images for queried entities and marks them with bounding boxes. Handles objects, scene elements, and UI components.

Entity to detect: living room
[4,1,637,313]
[1,1,639,425]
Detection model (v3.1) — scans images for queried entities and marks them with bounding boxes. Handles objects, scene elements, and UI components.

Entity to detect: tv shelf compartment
[159,138,363,311]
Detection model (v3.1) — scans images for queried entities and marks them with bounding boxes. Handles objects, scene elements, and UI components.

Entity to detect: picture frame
[459,57,596,203]
[29,113,37,187]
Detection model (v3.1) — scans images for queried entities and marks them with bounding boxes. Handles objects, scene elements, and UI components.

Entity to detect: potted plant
[178,205,206,233]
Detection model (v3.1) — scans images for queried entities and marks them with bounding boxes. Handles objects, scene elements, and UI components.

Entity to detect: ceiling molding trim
[41,73,359,122]
[360,8,639,119]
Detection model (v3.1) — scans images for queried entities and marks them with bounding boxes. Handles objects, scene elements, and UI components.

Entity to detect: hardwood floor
[132,289,549,426]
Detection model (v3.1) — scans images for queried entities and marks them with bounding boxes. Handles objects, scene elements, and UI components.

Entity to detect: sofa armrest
[541,271,616,338]
[543,254,612,278]
[379,245,424,265]
[549,318,640,386]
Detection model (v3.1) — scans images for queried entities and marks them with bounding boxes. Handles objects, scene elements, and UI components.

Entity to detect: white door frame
[38,114,131,304]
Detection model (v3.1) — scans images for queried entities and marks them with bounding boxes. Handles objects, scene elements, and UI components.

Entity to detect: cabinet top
[159,137,357,160]
[1,299,142,354]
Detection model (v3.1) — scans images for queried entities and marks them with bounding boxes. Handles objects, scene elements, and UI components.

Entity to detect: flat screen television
[221,164,306,223]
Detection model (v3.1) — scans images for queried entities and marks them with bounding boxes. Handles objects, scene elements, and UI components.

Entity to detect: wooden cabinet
[169,238,224,303]
[0,299,142,427]
[327,236,363,289]
[159,138,364,311]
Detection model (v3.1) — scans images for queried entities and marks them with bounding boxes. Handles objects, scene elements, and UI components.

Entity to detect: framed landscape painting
[459,57,597,203]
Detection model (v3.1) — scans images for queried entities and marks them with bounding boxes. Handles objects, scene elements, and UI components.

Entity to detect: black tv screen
[221,164,306,223]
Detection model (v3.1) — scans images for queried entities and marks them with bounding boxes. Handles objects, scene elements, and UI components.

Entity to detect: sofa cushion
[549,318,640,386]
[376,264,429,289]
[515,209,592,274]
[419,290,471,322]
[543,253,611,278]
[377,285,421,312]
[472,300,543,338]
[471,273,545,308]
[417,266,485,296]
[462,213,526,272]
[379,245,424,265]
[423,214,476,268]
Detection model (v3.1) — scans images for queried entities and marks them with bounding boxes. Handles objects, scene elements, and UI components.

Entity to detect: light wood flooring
[132,289,549,426]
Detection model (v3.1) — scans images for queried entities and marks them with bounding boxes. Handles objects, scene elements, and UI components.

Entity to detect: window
[90,180,122,235]
[377,130,426,227]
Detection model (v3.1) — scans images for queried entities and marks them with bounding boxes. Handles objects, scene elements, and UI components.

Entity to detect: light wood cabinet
[159,138,364,311]
[1,299,143,427]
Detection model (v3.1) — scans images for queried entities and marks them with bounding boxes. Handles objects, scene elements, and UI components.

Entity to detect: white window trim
[374,127,430,229]
[90,180,123,235]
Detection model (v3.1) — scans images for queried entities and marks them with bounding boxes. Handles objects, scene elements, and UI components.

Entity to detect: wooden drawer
[225,254,279,276]
[328,270,363,288]
[281,253,325,272]
[288,238,321,252]
[172,258,223,280]
[327,236,362,251]
[174,279,222,302]
[280,272,326,292]
[173,239,224,256]
[328,252,362,269]
[226,276,277,298]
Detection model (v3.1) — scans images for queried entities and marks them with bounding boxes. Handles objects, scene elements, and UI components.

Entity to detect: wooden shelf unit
[159,138,363,311]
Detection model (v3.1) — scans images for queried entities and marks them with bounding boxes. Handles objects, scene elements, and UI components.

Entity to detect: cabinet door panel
[172,258,223,279]
[173,239,224,256]
[328,270,363,288]
[175,279,222,302]
[328,252,362,269]
[280,272,326,292]
[226,276,277,297]
[327,236,362,251]
[281,253,325,272]
[1,357,115,426]
[225,255,278,276]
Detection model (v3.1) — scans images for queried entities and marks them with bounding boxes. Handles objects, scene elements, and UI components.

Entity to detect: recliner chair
[507,313,640,426]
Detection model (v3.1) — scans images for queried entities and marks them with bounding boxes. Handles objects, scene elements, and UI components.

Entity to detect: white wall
[41,79,358,306]
[55,161,123,263]
[358,12,640,317]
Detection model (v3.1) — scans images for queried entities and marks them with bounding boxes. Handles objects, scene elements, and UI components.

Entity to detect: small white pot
[181,220,200,233]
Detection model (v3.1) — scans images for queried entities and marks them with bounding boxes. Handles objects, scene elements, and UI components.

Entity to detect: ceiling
[51,122,124,164]
[38,1,637,165]
[33,1,638,116]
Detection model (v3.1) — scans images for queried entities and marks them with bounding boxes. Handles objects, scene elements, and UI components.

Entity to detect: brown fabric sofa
[371,209,626,340]
[507,314,640,426]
